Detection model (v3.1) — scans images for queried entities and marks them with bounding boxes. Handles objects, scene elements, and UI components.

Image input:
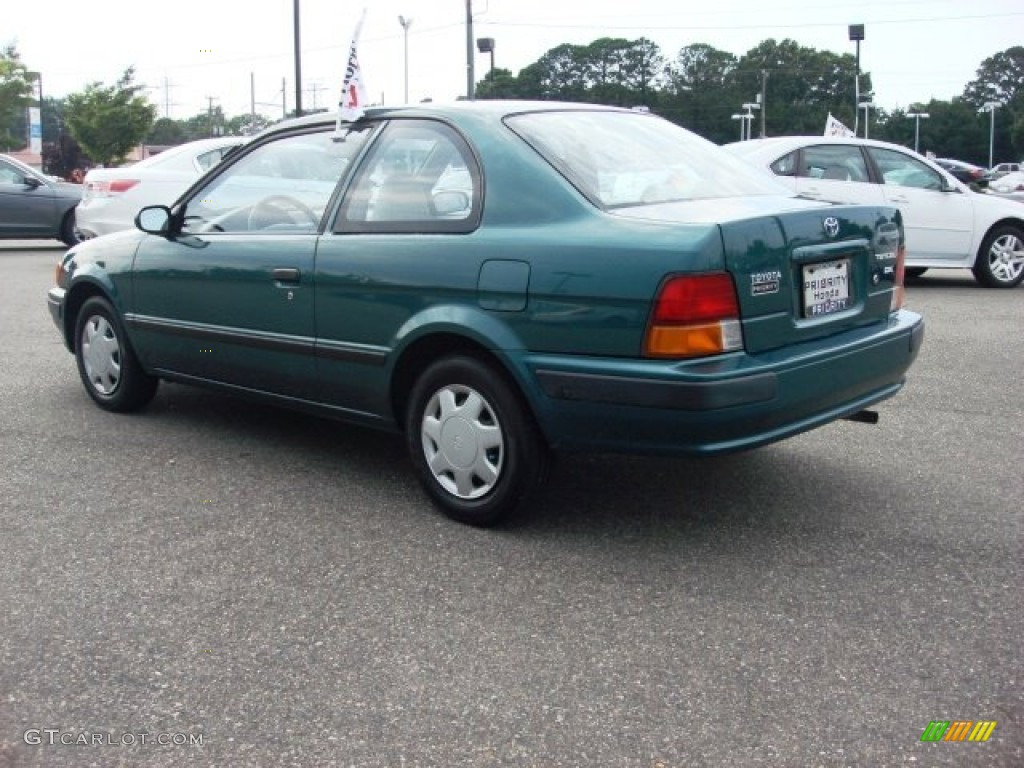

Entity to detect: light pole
[907,112,929,153]
[742,102,760,141]
[398,15,413,103]
[476,37,495,81]
[981,101,999,168]
[848,24,864,136]
[293,0,302,117]
[731,114,745,141]
[858,100,873,139]
[465,0,475,100]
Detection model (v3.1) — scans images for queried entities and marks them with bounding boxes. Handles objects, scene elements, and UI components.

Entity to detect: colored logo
[920,720,997,742]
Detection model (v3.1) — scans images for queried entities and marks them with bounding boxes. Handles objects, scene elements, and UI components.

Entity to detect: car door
[789,144,884,207]
[313,119,483,419]
[864,146,973,262]
[0,157,58,237]
[129,128,367,400]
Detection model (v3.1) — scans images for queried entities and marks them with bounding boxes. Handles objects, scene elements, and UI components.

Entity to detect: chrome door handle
[272,268,300,283]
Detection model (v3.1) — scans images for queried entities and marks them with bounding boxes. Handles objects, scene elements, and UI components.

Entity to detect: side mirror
[940,177,961,193]
[135,205,172,235]
[22,175,43,189]
[431,190,471,218]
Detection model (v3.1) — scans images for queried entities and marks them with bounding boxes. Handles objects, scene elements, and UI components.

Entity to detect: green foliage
[472,37,1023,159]
[65,68,156,166]
[0,44,34,151]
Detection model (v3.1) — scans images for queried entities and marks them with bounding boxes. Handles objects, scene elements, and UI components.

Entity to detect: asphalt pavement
[0,241,1021,767]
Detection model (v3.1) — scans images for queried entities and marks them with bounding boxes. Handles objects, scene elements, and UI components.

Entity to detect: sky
[4,0,1022,122]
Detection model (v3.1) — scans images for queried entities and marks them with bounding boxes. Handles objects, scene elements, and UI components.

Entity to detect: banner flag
[824,113,855,137]
[336,9,368,131]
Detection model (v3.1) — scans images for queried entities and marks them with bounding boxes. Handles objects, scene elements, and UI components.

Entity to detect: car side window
[770,151,797,177]
[865,147,943,191]
[798,145,869,182]
[335,119,480,234]
[180,128,370,235]
[0,160,23,184]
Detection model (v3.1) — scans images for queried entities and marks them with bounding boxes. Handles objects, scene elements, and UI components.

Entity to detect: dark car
[47,102,923,525]
[0,153,83,245]
[933,158,991,188]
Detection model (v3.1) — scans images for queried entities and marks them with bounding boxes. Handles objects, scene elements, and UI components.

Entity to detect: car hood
[610,194,828,225]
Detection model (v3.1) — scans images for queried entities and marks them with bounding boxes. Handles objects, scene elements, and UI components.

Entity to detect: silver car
[0,154,83,246]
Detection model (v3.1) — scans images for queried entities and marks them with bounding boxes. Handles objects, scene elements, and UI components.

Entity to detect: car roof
[256,100,640,136]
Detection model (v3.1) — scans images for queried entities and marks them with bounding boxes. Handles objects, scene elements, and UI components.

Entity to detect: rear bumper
[526,309,924,455]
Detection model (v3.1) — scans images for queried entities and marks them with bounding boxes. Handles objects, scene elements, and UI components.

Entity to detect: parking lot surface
[1,242,1021,767]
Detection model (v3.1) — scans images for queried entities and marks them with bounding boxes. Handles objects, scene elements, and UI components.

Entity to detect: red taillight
[85,179,139,198]
[645,273,743,358]
[108,179,139,194]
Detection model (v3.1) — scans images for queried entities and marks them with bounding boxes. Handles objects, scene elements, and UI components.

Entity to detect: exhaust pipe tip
[843,409,880,425]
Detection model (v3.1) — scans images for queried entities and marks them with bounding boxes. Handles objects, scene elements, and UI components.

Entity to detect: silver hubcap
[81,315,121,395]
[987,233,1024,283]
[421,384,503,499]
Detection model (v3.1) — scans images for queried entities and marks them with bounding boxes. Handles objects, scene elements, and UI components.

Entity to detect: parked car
[986,171,1024,203]
[76,137,244,239]
[724,137,1024,287]
[47,102,923,525]
[0,153,83,245]
[932,158,991,188]
[989,162,1022,179]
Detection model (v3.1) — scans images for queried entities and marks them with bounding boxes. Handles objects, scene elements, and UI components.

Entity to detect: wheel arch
[388,331,545,443]
[62,279,115,351]
[978,216,1024,255]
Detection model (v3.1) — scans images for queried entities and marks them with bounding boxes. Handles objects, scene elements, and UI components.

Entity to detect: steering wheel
[247,195,319,230]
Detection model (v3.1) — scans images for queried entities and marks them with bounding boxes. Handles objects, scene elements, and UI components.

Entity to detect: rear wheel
[405,355,547,526]
[75,297,158,412]
[972,225,1024,288]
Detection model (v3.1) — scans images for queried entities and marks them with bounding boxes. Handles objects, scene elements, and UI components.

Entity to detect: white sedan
[987,171,1024,203]
[76,137,244,239]
[724,136,1024,288]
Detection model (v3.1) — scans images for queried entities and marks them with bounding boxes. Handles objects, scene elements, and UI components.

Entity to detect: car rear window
[505,109,788,208]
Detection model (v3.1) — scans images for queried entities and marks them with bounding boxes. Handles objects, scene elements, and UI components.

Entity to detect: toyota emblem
[823,216,840,238]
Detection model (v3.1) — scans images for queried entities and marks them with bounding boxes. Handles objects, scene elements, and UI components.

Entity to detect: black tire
[904,267,928,279]
[972,225,1024,288]
[74,297,158,412]
[405,355,548,526]
[60,209,81,247]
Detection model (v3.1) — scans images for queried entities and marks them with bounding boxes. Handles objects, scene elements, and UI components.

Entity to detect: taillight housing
[85,179,140,199]
[644,273,743,358]
[891,243,906,312]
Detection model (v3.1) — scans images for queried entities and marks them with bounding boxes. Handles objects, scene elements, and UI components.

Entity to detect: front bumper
[47,287,70,350]
[525,309,924,455]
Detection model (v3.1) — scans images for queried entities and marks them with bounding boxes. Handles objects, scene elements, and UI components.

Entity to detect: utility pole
[760,70,768,137]
[293,0,303,116]
[465,0,475,100]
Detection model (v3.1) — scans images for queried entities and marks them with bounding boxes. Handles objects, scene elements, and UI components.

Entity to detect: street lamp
[731,114,745,142]
[858,100,873,139]
[981,101,999,168]
[742,102,760,141]
[906,112,929,153]
[848,24,865,136]
[398,15,413,103]
[476,37,495,81]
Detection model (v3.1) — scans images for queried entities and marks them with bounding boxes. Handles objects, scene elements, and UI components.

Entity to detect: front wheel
[405,355,548,526]
[75,297,158,411]
[972,225,1024,288]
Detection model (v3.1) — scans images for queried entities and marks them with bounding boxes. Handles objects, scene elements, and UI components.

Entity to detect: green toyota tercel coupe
[47,102,924,525]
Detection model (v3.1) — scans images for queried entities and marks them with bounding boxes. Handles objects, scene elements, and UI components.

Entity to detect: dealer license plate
[802,259,850,317]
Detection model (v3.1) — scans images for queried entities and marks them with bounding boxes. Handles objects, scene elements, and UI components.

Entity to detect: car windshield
[506,109,788,208]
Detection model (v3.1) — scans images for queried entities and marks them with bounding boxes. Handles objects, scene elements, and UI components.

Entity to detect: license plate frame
[802,258,851,318]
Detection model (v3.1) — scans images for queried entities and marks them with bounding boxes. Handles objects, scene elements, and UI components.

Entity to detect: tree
[664,44,740,140]
[65,68,156,166]
[0,44,34,151]
[963,47,1024,108]
[475,67,522,99]
[146,117,188,145]
[226,113,273,136]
